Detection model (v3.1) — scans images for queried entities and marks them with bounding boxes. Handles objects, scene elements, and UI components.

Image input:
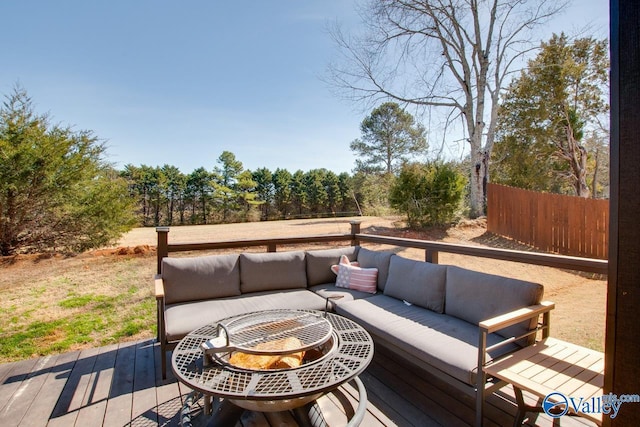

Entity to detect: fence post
[156,227,170,274]
[425,250,439,264]
[350,220,361,246]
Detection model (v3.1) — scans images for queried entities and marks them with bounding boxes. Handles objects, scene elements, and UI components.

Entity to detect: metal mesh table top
[172,309,374,400]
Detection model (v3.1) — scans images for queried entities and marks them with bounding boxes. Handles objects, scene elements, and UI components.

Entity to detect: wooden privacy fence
[487,183,609,259]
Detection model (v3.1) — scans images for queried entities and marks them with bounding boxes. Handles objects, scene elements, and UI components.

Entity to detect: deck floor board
[0,339,600,426]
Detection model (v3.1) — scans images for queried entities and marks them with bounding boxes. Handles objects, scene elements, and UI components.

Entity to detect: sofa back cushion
[445,266,543,340]
[306,246,360,286]
[356,248,394,291]
[383,256,447,313]
[162,254,241,305]
[240,251,307,293]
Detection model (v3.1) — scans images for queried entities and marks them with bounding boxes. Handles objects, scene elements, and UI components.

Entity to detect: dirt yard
[0,216,606,362]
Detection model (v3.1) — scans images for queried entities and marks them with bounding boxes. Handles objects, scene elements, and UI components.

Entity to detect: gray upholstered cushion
[445,266,544,340]
[356,248,394,291]
[305,246,360,287]
[309,284,377,308]
[383,256,447,313]
[164,289,327,341]
[336,295,517,385]
[161,254,240,305]
[240,251,307,293]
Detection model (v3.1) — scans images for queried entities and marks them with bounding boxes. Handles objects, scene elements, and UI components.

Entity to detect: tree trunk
[566,128,591,198]
[468,116,488,218]
[142,189,149,226]
[201,195,207,224]
[592,147,600,198]
[576,144,591,198]
[469,149,489,218]
[0,190,15,256]
[167,198,174,225]
[154,197,161,226]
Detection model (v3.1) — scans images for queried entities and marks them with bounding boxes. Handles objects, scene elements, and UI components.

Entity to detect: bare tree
[328,0,567,217]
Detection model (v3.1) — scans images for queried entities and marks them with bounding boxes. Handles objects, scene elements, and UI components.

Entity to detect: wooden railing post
[267,243,277,253]
[156,227,170,274]
[350,220,361,246]
[425,250,439,264]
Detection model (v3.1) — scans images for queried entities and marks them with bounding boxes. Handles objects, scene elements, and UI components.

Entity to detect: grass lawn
[0,253,155,363]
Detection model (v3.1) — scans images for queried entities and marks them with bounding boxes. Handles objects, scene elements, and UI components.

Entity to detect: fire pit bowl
[227,332,339,412]
[231,390,324,412]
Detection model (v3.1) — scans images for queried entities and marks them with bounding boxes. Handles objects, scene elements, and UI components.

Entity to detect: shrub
[389,162,467,227]
[0,87,136,255]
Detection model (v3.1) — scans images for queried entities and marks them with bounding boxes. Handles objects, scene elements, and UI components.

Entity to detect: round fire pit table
[172,309,374,426]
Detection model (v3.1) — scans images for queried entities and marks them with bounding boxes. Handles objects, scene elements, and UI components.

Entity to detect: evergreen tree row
[120,151,359,227]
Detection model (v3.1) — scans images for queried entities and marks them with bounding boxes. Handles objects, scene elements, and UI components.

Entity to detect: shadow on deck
[0,339,597,426]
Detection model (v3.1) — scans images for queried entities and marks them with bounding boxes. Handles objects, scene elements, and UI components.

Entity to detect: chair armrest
[154,274,165,300]
[479,301,555,334]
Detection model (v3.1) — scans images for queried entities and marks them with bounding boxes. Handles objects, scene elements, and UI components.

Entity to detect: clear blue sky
[0,1,608,175]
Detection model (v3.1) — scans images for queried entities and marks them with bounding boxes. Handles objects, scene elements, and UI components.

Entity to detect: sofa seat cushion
[335,295,518,386]
[240,251,307,293]
[309,283,378,305]
[164,289,327,342]
[162,254,241,304]
[306,246,359,287]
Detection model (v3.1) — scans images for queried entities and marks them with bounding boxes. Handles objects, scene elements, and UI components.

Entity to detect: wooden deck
[0,339,599,427]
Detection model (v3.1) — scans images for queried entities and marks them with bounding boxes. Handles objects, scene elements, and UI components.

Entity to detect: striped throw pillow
[333,255,378,294]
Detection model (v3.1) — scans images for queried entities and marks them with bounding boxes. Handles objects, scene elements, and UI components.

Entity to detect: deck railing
[156,221,608,276]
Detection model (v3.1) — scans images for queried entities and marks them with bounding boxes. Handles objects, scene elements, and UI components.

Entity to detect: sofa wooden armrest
[479,301,555,335]
[154,274,165,300]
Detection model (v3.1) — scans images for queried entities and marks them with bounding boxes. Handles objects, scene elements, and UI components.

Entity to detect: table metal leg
[206,399,245,427]
[291,376,367,427]
[181,391,201,427]
[204,394,211,415]
[292,402,316,427]
[346,376,368,427]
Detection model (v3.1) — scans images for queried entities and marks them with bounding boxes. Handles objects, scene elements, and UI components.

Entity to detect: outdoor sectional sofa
[155,245,554,426]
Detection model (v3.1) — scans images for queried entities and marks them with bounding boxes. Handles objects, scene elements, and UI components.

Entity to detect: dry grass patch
[0,253,155,363]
